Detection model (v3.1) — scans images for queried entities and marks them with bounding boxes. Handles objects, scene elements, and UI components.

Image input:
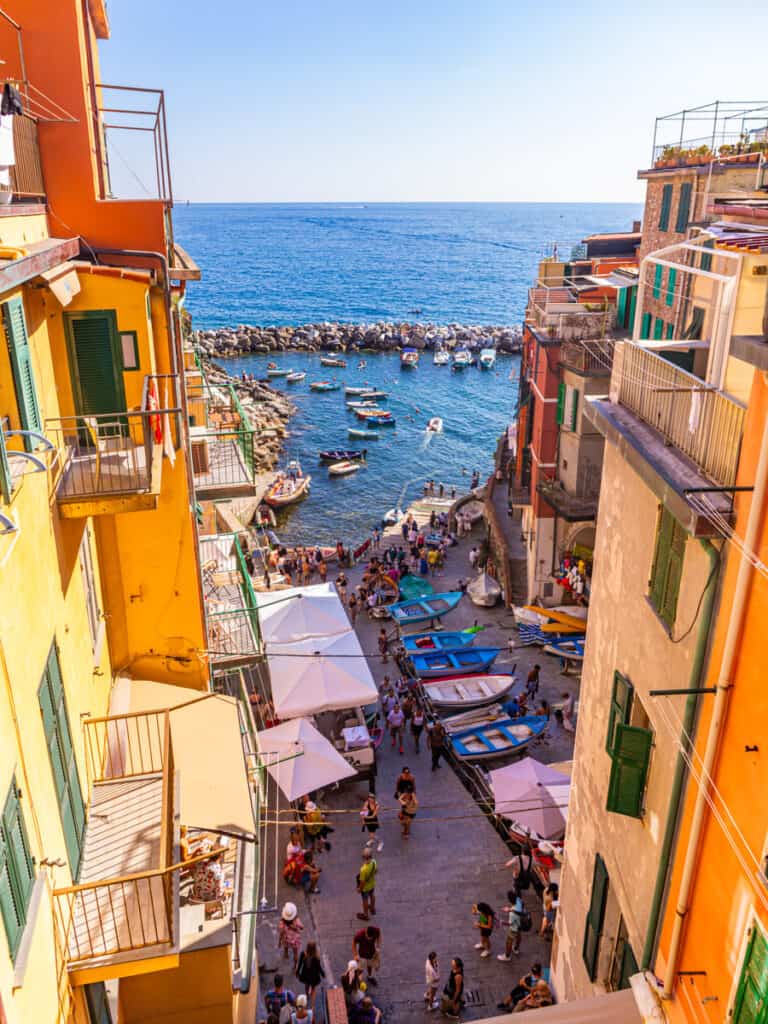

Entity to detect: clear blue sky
[99,0,768,203]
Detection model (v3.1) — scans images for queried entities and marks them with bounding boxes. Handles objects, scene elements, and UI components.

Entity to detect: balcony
[186,374,259,499]
[536,478,598,522]
[45,375,179,518]
[94,85,173,202]
[527,286,616,341]
[560,339,615,377]
[201,535,261,665]
[648,101,768,170]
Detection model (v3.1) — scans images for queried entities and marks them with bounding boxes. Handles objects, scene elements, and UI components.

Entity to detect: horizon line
[172,199,643,206]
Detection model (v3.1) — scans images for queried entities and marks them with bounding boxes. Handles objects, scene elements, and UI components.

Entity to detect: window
[556,382,566,426]
[666,323,674,340]
[675,182,693,233]
[0,429,11,505]
[684,306,705,341]
[733,925,768,1024]
[650,505,687,628]
[654,317,664,340]
[562,385,580,432]
[606,672,633,754]
[3,297,41,453]
[605,672,653,818]
[85,982,113,1024]
[659,184,673,231]
[700,239,714,273]
[583,854,609,981]
[0,778,35,961]
[609,917,639,992]
[119,331,139,371]
[652,263,663,299]
[666,267,677,307]
[79,528,102,657]
[640,313,652,340]
[38,645,86,877]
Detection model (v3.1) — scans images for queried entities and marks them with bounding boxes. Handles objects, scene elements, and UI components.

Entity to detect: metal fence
[560,339,615,376]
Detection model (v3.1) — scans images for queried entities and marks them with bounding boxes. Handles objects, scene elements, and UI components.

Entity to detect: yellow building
[0,3,259,1023]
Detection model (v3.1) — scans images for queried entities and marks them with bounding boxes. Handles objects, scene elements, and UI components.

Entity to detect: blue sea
[175,203,641,545]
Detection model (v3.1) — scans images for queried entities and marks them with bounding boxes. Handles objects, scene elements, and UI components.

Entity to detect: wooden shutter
[606,671,634,754]
[618,940,639,991]
[583,854,609,980]
[556,382,565,425]
[734,926,768,1024]
[666,267,677,307]
[606,724,653,817]
[571,389,579,431]
[0,779,34,960]
[3,297,41,453]
[650,507,673,611]
[660,519,687,627]
[701,240,714,273]
[653,264,663,299]
[0,429,11,504]
[617,288,627,327]
[641,313,652,340]
[66,312,126,417]
[666,323,674,340]
[675,183,693,233]
[654,318,664,340]
[659,184,673,231]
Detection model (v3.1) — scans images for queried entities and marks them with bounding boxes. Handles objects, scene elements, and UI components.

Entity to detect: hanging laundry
[163,379,176,467]
[0,114,14,168]
[1,83,23,117]
[688,387,702,434]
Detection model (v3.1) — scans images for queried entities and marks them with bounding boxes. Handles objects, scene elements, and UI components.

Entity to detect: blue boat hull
[401,631,475,654]
[409,647,501,678]
[450,715,548,762]
[390,591,463,625]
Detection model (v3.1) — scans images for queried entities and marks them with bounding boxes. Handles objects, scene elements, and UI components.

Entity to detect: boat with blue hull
[389,591,463,626]
[310,380,341,392]
[409,647,501,679]
[449,715,548,762]
[401,630,476,653]
[543,637,585,661]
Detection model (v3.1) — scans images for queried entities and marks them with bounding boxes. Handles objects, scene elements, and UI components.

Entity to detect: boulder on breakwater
[194,321,523,358]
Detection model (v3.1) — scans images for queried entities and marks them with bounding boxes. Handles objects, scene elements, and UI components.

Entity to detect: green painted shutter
[571,389,579,431]
[660,519,686,628]
[66,312,126,417]
[652,264,663,299]
[583,854,609,981]
[606,671,634,754]
[659,184,673,231]
[617,288,627,326]
[734,927,768,1024]
[0,429,11,504]
[3,297,41,453]
[641,313,652,340]
[666,323,674,340]
[650,507,674,611]
[39,646,86,878]
[606,724,653,817]
[618,941,639,991]
[556,382,565,425]
[675,183,693,233]
[628,287,637,332]
[666,267,677,307]
[701,240,714,273]
[0,779,34,960]
[654,318,664,340]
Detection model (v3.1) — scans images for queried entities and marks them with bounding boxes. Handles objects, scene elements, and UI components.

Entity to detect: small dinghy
[320,356,346,367]
[310,380,341,392]
[328,460,361,477]
[449,715,548,762]
[467,572,502,607]
[364,390,388,400]
[513,604,587,628]
[442,701,509,734]
[345,386,373,395]
[410,647,502,679]
[421,673,516,709]
[286,371,306,383]
[426,417,443,433]
[401,630,476,654]
[349,427,379,440]
[382,506,403,525]
[264,469,312,507]
[400,348,419,368]
[347,400,378,409]
[389,591,463,626]
[479,347,496,370]
[543,637,585,662]
[364,414,395,427]
[267,367,291,377]
[433,350,450,366]
[319,449,366,462]
[355,407,389,419]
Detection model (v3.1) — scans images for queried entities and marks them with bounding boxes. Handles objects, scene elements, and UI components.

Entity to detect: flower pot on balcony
[0,189,12,206]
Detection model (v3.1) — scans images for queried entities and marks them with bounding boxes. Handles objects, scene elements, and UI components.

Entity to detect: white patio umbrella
[255,717,356,800]
[267,630,379,719]
[257,583,351,646]
[489,757,571,840]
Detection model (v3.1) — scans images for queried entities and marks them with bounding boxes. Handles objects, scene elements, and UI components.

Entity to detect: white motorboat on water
[286,371,306,383]
[426,417,443,433]
[328,460,361,477]
[479,348,496,370]
[345,386,373,396]
[433,349,450,366]
[452,349,473,369]
[383,507,404,525]
[401,348,419,369]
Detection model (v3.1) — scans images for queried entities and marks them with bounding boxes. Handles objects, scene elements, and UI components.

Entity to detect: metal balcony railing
[94,84,173,202]
[560,339,615,376]
[612,343,746,488]
[201,535,261,663]
[650,101,768,167]
[527,287,616,341]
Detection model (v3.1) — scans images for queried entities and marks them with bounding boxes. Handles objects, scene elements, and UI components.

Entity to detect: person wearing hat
[498,889,524,960]
[278,902,304,971]
[342,960,365,1009]
[304,801,333,853]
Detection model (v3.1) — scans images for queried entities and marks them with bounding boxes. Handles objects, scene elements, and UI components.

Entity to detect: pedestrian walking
[469,546,479,569]
[525,665,541,702]
[297,941,325,1013]
[497,892,525,960]
[291,993,313,1023]
[428,720,446,771]
[540,883,559,938]
[352,924,382,987]
[387,702,405,753]
[372,526,381,551]
[348,592,358,625]
[304,801,333,853]
[265,973,296,1020]
[278,902,304,971]
[561,691,576,732]
[342,961,365,1010]
[411,705,426,752]
[317,558,327,582]
[378,627,389,664]
[398,789,418,839]
[401,692,415,729]
[440,958,465,1019]
[424,951,440,1011]
[394,765,416,799]
[472,901,496,958]
[356,848,377,920]
[360,793,383,851]
[381,685,396,717]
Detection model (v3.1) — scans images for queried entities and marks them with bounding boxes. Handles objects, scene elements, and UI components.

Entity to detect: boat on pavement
[513,604,587,628]
[543,637,585,661]
[479,348,497,369]
[389,591,463,626]
[320,356,346,367]
[286,371,306,383]
[319,449,366,462]
[398,576,434,602]
[421,673,516,709]
[409,647,502,679]
[442,701,510,733]
[383,506,403,525]
[400,348,419,369]
[467,572,502,607]
[401,630,476,654]
[426,417,443,433]
[310,380,341,392]
[433,349,450,366]
[328,460,362,477]
[348,427,379,440]
[449,714,548,762]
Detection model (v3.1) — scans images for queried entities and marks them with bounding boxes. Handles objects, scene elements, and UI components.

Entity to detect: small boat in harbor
[309,380,341,392]
[363,390,388,400]
[410,647,502,679]
[400,348,419,369]
[449,715,548,762]
[426,417,443,433]
[389,591,463,626]
[433,349,450,366]
[402,630,476,654]
[452,349,473,370]
[264,462,312,507]
[345,386,373,396]
[286,371,306,383]
[355,407,388,418]
[348,427,379,440]
[320,356,346,367]
[328,460,362,477]
[421,673,517,709]
[364,414,396,427]
[398,577,434,602]
[382,506,403,525]
[319,449,366,462]
[267,367,291,378]
[347,400,378,410]
[467,572,502,607]
[479,348,497,370]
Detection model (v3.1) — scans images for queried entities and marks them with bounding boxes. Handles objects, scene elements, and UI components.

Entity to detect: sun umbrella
[489,757,571,840]
[255,717,356,800]
[266,630,379,718]
[256,583,351,645]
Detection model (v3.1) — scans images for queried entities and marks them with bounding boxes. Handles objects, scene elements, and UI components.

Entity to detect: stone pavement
[257,506,579,1021]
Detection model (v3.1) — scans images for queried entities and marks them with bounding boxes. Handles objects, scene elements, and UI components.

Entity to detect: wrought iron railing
[560,339,615,376]
[613,343,746,487]
[94,84,173,202]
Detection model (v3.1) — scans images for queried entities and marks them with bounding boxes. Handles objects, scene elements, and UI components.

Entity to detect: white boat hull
[421,673,516,709]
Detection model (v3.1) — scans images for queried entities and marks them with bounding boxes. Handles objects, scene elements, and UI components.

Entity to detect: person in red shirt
[352,924,382,987]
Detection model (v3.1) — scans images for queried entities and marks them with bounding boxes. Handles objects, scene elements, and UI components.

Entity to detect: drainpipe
[663,403,768,998]
[641,538,720,970]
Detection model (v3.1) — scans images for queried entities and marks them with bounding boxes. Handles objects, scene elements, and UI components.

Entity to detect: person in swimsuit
[360,794,382,852]
[441,958,464,1019]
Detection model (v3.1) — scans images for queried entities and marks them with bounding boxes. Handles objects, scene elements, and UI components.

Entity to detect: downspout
[663,403,768,998]
[641,538,720,969]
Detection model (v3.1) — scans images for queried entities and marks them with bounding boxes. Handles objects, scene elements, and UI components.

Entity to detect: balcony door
[64,310,126,421]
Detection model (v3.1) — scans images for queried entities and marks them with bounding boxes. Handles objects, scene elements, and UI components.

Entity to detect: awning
[256,718,356,800]
[110,676,256,835]
[474,989,641,1023]
[257,582,351,645]
[39,261,81,306]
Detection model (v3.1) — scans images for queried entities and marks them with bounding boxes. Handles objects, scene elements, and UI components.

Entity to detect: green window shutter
[666,267,677,307]
[618,942,639,991]
[628,287,637,332]
[0,779,34,961]
[556,382,565,425]
[640,313,652,340]
[660,520,687,628]
[650,507,673,611]
[65,311,126,417]
[659,184,673,231]
[666,323,674,340]
[617,288,627,326]
[654,317,664,340]
[675,182,693,233]
[652,264,663,299]
[0,429,11,504]
[582,854,609,981]
[734,927,768,1024]
[606,671,634,754]
[39,645,86,878]
[3,297,41,453]
[571,389,579,431]
[606,724,653,817]
[701,240,714,273]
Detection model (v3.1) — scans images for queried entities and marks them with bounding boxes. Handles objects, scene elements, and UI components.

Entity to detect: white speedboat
[426,417,443,433]
[433,350,450,366]
[401,348,419,369]
[479,348,496,370]
[328,460,361,477]
[383,506,403,525]
[286,371,306,383]
[452,349,473,369]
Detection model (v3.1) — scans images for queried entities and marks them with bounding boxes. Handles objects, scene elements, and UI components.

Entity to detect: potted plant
[0,186,12,206]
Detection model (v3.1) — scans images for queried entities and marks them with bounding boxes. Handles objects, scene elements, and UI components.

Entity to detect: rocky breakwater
[195,321,523,358]
[202,359,294,472]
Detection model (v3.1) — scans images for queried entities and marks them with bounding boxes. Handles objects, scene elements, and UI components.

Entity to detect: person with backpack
[472,901,496,958]
[497,891,530,960]
[264,973,296,1021]
[356,848,377,921]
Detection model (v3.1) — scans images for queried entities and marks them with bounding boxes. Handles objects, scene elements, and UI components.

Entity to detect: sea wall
[195,321,522,358]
